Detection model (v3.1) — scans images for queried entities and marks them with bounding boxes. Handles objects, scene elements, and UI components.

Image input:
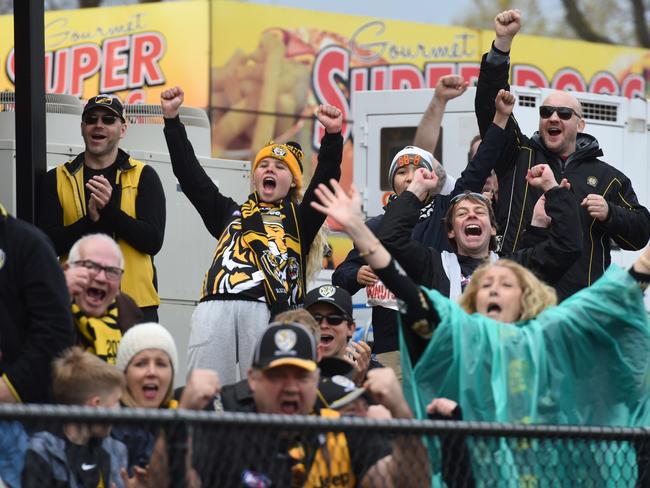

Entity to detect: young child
[160,86,343,384]
[22,347,130,488]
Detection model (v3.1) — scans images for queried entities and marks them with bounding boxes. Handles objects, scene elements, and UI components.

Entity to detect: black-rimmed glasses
[70,259,123,281]
[539,105,581,120]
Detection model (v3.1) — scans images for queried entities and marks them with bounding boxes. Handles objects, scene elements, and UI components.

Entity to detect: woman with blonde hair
[160,86,343,386]
[311,178,650,482]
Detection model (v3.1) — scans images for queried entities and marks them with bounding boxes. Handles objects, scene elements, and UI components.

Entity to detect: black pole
[13,0,46,223]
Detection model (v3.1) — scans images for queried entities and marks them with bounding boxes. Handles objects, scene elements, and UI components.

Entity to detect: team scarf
[72,301,122,364]
[240,192,304,315]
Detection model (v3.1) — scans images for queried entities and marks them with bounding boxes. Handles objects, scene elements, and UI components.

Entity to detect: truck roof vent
[124,104,209,128]
[517,94,537,108]
[0,91,83,115]
[581,102,617,122]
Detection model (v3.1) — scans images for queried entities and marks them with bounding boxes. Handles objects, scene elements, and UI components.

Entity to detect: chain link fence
[3,404,650,487]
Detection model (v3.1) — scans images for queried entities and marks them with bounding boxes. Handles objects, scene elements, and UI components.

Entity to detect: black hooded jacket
[476,48,650,299]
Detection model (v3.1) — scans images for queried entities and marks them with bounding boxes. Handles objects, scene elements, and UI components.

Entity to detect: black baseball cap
[317,375,366,410]
[252,322,317,372]
[304,285,353,318]
[83,94,125,122]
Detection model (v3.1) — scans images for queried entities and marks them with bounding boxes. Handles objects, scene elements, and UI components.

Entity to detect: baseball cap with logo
[304,285,353,319]
[83,94,125,122]
[252,322,317,372]
[317,374,366,410]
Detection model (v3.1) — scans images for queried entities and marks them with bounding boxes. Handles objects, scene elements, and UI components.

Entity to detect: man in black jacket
[38,94,166,322]
[475,9,650,300]
[380,163,582,300]
[0,203,74,403]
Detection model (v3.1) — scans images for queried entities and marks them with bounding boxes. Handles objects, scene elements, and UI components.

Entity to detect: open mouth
[486,303,502,315]
[87,287,106,302]
[320,334,334,346]
[464,224,482,236]
[280,400,299,414]
[547,127,562,136]
[142,384,160,400]
[91,133,106,141]
[263,177,276,191]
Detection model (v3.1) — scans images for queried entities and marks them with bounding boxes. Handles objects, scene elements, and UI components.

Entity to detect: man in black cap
[183,321,430,488]
[304,284,381,385]
[38,94,166,321]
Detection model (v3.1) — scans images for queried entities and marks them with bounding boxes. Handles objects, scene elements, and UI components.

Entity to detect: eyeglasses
[449,191,490,206]
[312,313,348,326]
[539,105,581,120]
[83,113,119,125]
[70,259,123,281]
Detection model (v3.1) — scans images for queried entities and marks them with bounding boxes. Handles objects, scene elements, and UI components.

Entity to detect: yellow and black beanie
[253,141,304,191]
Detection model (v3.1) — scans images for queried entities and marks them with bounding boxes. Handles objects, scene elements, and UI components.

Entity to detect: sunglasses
[539,105,581,121]
[83,113,119,125]
[312,313,349,326]
[449,191,490,206]
[70,259,123,281]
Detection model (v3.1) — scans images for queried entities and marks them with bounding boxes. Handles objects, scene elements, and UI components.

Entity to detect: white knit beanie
[388,146,434,191]
[116,322,178,374]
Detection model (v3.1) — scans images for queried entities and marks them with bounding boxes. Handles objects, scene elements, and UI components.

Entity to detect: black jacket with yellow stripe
[476,49,650,300]
[38,149,165,308]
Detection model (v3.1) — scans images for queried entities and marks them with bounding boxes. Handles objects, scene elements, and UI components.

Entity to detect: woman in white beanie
[111,322,178,473]
[115,322,178,410]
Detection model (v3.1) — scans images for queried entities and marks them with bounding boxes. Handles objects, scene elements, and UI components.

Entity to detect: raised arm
[511,164,582,284]
[378,169,441,285]
[298,104,344,247]
[475,9,522,171]
[161,86,239,238]
[454,89,515,195]
[311,180,441,364]
[413,75,468,153]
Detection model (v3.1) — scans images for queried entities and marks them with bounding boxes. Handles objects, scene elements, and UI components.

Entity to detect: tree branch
[630,0,650,48]
[560,0,614,44]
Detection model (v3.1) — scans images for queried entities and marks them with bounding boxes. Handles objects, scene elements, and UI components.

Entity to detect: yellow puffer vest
[56,157,159,308]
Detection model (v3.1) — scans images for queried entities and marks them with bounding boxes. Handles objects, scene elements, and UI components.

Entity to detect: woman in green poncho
[311,178,650,485]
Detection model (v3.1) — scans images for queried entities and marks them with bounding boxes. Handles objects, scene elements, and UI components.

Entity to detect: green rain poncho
[400,264,650,485]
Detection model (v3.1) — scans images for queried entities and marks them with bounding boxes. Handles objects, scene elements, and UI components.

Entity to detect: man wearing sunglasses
[304,285,381,386]
[38,94,166,321]
[475,9,650,300]
[63,233,143,364]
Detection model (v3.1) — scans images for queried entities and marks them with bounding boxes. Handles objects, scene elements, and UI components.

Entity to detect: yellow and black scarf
[240,193,304,315]
[72,302,122,364]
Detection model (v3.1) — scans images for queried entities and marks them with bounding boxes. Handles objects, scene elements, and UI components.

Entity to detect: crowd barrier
[2,404,650,487]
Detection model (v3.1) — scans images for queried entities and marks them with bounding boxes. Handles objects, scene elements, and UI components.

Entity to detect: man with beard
[38,94,166,321]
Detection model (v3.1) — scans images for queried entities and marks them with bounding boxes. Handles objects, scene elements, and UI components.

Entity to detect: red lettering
[389,64,424,90]
[70,43,101,97]
[370,66,387,90]
[351,68,368,92]
[552,68,586,92]
[45,49,69,93]
[622,74,645,99]
[312,46,351,148]
[124,89,145,105]
[6,48,14,83]
[424,63,454,88]
[101,37,130,92]
[512,65,548,88]
[589,71,619,95]
[458,63,480,86]
[129,33,165,87]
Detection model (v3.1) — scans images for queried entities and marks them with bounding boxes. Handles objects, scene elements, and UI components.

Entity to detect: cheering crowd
[2,8,650,488]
